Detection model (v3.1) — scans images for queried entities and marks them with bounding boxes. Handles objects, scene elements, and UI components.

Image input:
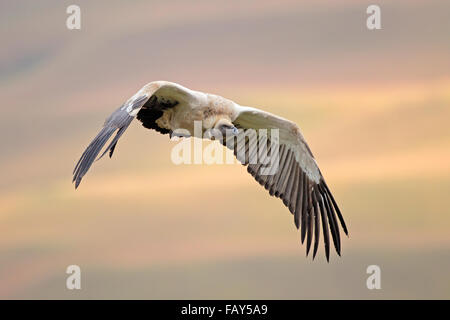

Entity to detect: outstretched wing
[72,95,149,188]
[73,81,198,188]
[230,106,348,261]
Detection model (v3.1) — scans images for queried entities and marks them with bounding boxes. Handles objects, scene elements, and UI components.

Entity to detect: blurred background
[0,0,449,299]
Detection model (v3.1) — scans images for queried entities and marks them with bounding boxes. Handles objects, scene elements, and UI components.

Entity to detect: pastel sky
[0,0,449,298]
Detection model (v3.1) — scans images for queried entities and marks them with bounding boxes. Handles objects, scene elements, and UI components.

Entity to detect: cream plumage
[73,81,348,261]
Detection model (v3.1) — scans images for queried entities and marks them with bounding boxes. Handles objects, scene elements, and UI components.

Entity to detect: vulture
[73,81,348,261]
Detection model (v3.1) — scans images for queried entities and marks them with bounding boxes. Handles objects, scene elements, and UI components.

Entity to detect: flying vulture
[73,81,348,260]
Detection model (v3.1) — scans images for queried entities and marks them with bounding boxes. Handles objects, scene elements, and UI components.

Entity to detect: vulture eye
[219,124,238,135]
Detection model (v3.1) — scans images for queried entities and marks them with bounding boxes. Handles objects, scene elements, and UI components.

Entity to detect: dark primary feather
[300,173,307,243]
[312,190,321,259]
[73,95,149,189]
[73,126,118,189]
[98,122,132,160]
[222,132,347,261]
[321,185,341,255]
[315,187,330,261]
[291,167,300,227]
[109,142,117,158]
[322,180,348,235]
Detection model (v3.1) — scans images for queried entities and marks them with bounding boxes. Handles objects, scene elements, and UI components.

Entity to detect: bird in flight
[73,81,348,261]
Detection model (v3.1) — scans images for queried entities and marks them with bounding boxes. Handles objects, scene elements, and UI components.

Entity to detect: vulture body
[73,81,348,261]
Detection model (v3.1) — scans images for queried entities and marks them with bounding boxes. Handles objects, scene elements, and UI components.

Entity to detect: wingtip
[306,245,311,257]
[325,247,330,262]
[109,143,117,158]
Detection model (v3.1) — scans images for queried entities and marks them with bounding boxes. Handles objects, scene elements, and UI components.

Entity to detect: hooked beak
[230,126,239,135]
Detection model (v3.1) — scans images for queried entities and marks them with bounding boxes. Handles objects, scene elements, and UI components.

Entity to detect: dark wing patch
[136,95,178,135]
[223,132,347,261]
